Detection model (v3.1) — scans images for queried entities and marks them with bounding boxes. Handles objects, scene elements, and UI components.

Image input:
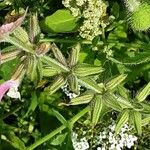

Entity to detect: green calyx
[129,2,150,31]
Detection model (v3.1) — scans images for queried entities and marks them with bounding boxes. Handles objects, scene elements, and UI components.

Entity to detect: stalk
[26,106,89,150]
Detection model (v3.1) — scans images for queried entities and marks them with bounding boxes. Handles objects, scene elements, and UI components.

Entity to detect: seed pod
[126,1,150,31]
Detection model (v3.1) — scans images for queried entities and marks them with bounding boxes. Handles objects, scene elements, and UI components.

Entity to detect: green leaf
[141,102,150,113]
[91,95,103,126]
[75,64,103,77]
[7,132,26,150]
[51,43,68,66]
[5,36,34,54]
[24,91,38,118]
[26,56,38,83]
[69,92,94,105]
[29,13,40,43]
[43,67,61,77]
[108,52,150,65]
[103,92,122,111]
[106,74,127,90]
[131,111,142,135]
[51,109,67,125]
[67,74,79,94]
[13,27,30,45]
[1,50,21,65]
[136,82,150,102]
[78,77,103,93]
[42,56,69,72]
[108,23,127,41]
[0,59,18,80]
[45,76,66,95]
[114,94,133,109]
[50,133,67,146]
[111,2,120,19]
[69,43,80,67]
[142,116,150,126]
[37,58,43,82]
[41,9,77,33]
[115,109,129,134]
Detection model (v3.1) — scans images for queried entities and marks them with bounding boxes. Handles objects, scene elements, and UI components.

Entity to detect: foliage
[0,0,150,150]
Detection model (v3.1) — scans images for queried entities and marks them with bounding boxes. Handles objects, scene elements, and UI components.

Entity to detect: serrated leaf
[78,77,103,93]
[51,43,67,66]
[67,74,79,94]
[41,9,77,33]
[45,76,66,95]
[75,64,103,77]
[115,109,129,134]
[103,92,122,111]
[106,74,127,90]
[42,56,69,72]
[131,111,142,135]
[69,92,94,105]
[69,43,80,67]
[108,52,150,65]
[136,82,150,102]
[91,95,103,126]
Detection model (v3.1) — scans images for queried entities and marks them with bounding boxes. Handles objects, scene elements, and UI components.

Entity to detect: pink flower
[0,79,20,101]
[0,8,28,39]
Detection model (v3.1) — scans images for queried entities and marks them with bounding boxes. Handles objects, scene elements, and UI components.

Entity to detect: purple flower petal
[0,80,16,101]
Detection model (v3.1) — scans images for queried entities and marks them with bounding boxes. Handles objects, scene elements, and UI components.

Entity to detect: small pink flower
[0,8,28,39]
[0,79,20,101]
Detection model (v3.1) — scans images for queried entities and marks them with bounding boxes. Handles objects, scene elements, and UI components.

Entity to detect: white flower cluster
[61,84,81,99]
[72,132,89,150]
[4,0,12,5]
[72,122,137,150]
[96,123,138,150]
[62,0,111,40]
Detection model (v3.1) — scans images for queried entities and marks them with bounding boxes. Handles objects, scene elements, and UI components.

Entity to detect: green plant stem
[40,38,144,49]
[26,106,89,150]
[40,38,100,45]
